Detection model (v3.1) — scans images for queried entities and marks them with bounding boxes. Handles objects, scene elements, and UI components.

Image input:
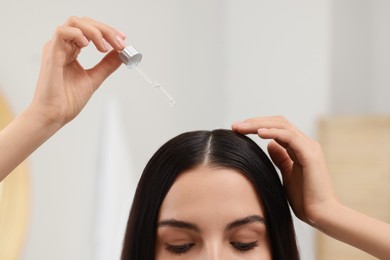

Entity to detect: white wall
[330,0,373,113]
[224,1,331,134]
[371,1,390,113]
[331,0,390,114]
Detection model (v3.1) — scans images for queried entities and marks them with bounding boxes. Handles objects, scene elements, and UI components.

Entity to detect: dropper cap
[119,45,142,68]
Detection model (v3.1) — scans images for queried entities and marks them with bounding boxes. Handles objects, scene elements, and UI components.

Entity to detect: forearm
[313,202,390,259]
[0,105,62,182]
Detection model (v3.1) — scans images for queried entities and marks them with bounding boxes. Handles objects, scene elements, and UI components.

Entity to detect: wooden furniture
[0,93,29,259]
[317,116,390,260]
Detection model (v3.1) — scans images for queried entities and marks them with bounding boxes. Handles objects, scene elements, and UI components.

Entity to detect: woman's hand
[0,17,126,182]
[232,116,338,225]
[233,116,390,259]
[31,16,126,128]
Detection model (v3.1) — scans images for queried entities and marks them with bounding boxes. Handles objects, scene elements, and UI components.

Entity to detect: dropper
[119,45,176,106]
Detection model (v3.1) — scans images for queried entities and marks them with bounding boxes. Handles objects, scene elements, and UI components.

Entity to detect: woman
[0,17,389,259]
[121,129,299,259]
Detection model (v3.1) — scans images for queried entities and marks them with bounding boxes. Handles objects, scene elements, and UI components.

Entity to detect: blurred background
[0,0,389,259]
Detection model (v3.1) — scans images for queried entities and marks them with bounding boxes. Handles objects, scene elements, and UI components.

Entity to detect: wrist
[308,199,344,230]
[24,103,64,135]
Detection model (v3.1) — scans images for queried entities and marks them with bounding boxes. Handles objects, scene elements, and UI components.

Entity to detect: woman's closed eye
[165,241,259,255]
[165,243,195,255]
[230,240,259,253]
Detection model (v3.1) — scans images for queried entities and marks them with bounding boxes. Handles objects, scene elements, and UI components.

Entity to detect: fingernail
[102,38,112,51]
[116,35,126,49]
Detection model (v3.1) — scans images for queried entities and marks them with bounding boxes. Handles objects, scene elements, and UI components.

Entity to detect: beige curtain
[0,93,29,260]
[317,116,390,260]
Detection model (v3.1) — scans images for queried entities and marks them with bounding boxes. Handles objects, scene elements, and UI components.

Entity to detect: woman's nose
[203,241,230,260]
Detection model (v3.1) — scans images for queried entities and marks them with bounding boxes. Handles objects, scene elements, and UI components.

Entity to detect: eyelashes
[166,243,195,255]
[165,241,259,255]
[230,241,259,252]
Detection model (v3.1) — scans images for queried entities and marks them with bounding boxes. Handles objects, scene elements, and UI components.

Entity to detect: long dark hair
[121,129,299,260]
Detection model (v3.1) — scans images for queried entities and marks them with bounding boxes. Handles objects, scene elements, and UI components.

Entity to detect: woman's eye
[230,241,259,252]
[166,243,195,255]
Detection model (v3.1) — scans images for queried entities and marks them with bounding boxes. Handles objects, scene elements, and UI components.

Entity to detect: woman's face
[156,166,271,259]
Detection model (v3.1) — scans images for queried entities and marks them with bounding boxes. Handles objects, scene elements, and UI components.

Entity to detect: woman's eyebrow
[158,219,200,233]
[225,215,265,231]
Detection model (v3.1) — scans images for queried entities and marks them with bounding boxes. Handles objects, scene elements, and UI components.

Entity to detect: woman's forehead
[158,166,264,222]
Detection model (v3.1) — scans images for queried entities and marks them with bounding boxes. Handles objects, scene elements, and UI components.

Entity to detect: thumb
[267,141,293,178]
[87,50,123,91]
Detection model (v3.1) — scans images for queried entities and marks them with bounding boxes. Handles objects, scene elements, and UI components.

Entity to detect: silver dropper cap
[119,45,142,68]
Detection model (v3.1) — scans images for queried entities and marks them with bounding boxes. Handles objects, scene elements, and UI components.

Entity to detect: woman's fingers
[259,127,315,165]
[233,116,306,150]
[63,16,126,52]
[233,116,318,166]
[47,16,126,89]
[87,50,123,91]
[32,17,126,127]
[51,26,89,49]
[267,140,293,177]
[232,116,297,134]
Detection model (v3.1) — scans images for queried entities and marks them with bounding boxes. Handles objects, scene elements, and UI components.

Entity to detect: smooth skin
[156,166,271,259]
[0,16,126,182]
[0,17,389,259]
[232,117,390,260]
